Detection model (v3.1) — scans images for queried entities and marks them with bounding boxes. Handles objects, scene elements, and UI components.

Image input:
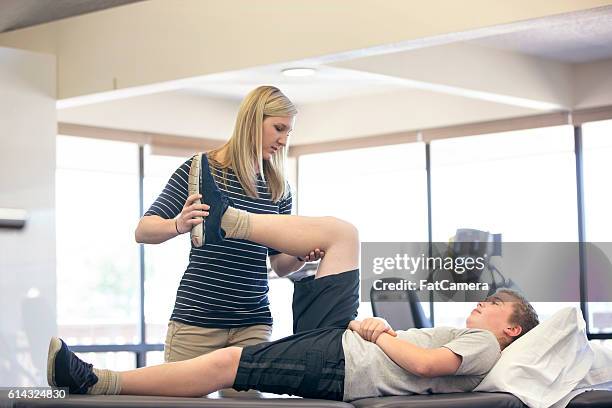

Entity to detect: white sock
[221,207,251,239]
[88,368,122,395]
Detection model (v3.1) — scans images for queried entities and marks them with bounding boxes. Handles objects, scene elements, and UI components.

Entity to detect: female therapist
[135,86,323,363]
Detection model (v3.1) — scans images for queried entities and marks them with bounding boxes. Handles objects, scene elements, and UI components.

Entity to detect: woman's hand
[299,248,325,262]
[176,194,210,234]
[357,317,397,343]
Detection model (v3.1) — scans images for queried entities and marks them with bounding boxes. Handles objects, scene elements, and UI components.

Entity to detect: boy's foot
[188,153,205,247]
[47,337,98,394]
[200,154,233,245]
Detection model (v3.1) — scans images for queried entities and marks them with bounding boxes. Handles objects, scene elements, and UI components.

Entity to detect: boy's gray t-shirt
[341,327,501,401]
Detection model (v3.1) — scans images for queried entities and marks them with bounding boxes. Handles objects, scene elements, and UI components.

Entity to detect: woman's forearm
[135,215,181,244]
[270,253,305,277]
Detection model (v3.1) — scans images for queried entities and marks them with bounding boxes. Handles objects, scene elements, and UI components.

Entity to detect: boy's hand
[348,320,362,332]
[358,317,397,343]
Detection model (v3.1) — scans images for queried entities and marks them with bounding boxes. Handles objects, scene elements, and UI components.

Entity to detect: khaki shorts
[164,320,272,363]
[164,320,272,397]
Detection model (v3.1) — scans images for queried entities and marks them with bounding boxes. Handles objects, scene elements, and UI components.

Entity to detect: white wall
[58,90,240,139]
[294,88,535,144]
[573,57,612,109]
[0,47,56,387]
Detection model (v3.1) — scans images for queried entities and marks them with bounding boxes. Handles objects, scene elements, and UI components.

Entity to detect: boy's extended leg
[47,337,241,397]
[48,327,347,401]
[120,348,240,396]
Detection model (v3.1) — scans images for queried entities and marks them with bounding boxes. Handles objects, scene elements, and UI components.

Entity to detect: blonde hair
[209,86,297,202]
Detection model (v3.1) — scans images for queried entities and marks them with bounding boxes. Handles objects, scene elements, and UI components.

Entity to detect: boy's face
[466,292,521,340]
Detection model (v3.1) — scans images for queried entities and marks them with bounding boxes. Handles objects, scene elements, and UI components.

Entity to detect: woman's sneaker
[47,337,98,394]
[188,153,205,247]
[200,154,233,245]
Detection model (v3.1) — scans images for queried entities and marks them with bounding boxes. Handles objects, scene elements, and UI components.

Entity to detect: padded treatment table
[352,391,612,408]
[0,392,352,408]
[352,392,525,408]
[565,390,612,408]
[2,391,612,408]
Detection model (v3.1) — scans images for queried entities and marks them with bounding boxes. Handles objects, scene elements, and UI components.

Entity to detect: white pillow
[549,325,612,408]
[550,342,612,407]
[577,341,612,387]
[474,307,594,408]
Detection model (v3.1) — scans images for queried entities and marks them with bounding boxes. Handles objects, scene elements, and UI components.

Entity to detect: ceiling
[3,1,610,144]
[0,0,145,33]
[180,65,411,105]
[181,5,612,105]
[472,6,612,63]
[139,6,612,109]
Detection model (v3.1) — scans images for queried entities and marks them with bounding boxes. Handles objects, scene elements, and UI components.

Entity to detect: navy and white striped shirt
[144,157,292,328]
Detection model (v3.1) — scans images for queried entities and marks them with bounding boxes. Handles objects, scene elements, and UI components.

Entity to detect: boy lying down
[47,154,540,401]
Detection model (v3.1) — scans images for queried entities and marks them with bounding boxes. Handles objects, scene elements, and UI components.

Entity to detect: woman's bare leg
[246,215,359,278]
[120,347,241,396]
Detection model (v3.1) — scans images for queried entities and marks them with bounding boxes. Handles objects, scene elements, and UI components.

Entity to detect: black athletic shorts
[292,269,360,333]
[232,269,359,400]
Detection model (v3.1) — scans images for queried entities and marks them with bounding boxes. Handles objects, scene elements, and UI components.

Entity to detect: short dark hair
[496,289,539,342]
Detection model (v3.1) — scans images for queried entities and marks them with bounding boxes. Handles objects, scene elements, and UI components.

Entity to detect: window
[268,278,295,340]
[299,144,428,242]
[143,152,190,344]
[146,351,165,367]
[299,144,429,319]
[430,126,579,325]
[75,352,136,371]
[430,126,577,242]
[582,119,612,334]
[56,136,140,345]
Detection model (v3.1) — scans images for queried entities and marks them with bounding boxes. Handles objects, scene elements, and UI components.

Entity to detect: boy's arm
[375,333,462,378]
[347,318,396,343]
[347,320,361,331]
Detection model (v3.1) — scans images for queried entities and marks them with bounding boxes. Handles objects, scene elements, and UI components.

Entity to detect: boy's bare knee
[330,217,359,242]
[345,221,359,241]
[314,217,359,252]
[224,347,242,367]
[208,347,242,386]
[208,347,241,370]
